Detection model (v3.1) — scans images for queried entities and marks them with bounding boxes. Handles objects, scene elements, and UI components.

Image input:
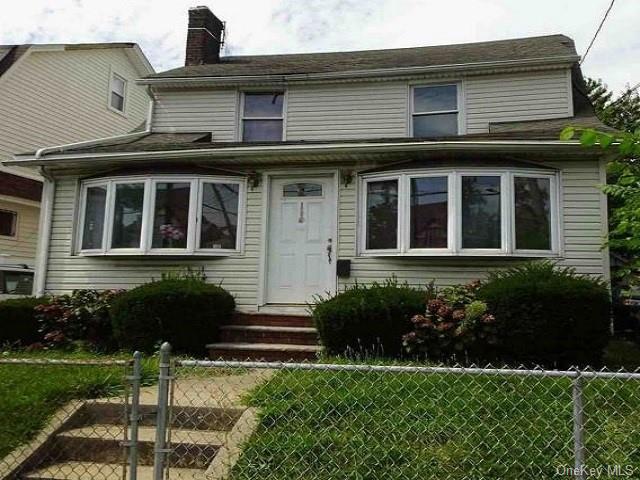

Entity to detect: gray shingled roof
[150,34,578,79]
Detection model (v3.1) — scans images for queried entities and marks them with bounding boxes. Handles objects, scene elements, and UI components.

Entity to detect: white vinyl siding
[0,48,150,166]
[151,89,238,140]
[0,200,39,267]
[465,70,572,133]
[149,69,572,140]
[44,159,606,308]
[285,82,408,140]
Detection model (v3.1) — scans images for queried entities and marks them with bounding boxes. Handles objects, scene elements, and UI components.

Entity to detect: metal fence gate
[2,343,640,480]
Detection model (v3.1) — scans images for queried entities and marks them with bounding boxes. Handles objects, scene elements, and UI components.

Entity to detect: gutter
[28,100,155,296]
[136,55,580,86]
[33,167,54,297]
[7,139,590,167]
[34,100,154,159]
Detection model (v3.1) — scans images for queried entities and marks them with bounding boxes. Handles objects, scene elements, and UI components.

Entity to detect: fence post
[128,351,142,480]
[153,342,172,480]
[572,372,585,480]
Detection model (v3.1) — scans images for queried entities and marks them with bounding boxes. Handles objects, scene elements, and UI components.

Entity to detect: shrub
[477,262,611,368]
[403,281,499,362]
[35,290,122,350]
[110,279,235,355]
[0,297,48,346]
[312,279,425,357]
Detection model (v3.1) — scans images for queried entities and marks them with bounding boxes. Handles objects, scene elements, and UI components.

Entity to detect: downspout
[34,166,54,297]
[32,93,155,296]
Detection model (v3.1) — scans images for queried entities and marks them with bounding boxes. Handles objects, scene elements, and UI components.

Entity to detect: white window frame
[0,209,18,238]
[76,175,246,256]
[359,168,560,257]
[409,83,463,137]
[108,71,127,115]
[239,91,287,142]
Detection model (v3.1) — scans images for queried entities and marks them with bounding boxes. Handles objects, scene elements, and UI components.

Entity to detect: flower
[452,309,466,321]
[159,224,185,240]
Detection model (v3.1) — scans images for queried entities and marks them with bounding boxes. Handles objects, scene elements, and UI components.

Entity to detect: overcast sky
[1,0,638,95]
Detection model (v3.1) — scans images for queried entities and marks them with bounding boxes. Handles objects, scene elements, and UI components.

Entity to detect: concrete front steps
[207,313,322,361]
[18,402,245,480]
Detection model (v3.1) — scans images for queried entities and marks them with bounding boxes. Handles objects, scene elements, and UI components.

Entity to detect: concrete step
[51,425,223,467]
[23,461,203,480]
[207,342,322,362]
[220,325,318,345]
[230,313,314,328]
[74,402,244,430]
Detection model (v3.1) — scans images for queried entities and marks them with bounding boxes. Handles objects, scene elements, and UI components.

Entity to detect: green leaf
[597,132,615,148]
[559,126,576,141]
[580,130,598,146]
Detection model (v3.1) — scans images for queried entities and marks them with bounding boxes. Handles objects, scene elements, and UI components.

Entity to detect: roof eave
[6,139,596,168]
[137,55,580,86]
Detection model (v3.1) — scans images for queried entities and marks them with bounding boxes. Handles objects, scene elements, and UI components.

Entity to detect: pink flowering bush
[35,289,123,350]
[402,281,498,362]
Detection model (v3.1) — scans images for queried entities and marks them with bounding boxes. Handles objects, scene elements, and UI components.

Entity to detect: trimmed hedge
[312,280,425,357]
[0,297,48,346]
[110,279,235,355]
[477,262,611,367]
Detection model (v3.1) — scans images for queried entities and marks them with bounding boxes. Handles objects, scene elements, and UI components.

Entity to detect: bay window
[360,169,558,256]
[77,176,245,255]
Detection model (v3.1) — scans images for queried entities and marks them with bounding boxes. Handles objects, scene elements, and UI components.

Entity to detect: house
[0,42,154,296]
[5,7,611,358]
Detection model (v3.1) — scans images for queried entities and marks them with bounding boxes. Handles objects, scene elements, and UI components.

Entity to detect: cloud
[0,0,638,94]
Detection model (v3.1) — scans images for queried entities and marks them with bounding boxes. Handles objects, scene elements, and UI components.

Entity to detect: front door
[266,176,335,304]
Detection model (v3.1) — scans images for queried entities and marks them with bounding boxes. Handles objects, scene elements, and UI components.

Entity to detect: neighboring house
[0,42,154,295]
[6,7,611,314]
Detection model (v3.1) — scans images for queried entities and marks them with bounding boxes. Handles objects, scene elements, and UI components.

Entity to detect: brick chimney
[185,6,225,65]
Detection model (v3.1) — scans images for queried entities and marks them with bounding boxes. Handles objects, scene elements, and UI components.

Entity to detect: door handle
[326,238,333,264]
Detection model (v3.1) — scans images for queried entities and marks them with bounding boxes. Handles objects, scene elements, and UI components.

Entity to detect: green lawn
[232,367,640,480]
[0,352,155,458]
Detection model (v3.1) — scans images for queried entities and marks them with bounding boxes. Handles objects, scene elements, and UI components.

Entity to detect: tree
[560,126,640,288]
[586,78,640,133]
[564,79,640,290]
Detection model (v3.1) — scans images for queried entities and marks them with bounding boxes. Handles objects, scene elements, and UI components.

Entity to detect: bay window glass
[81,185,107,250]
[461,176,501,249]
[111,183,145,249]
[200,183,240,250]
[152,182,191,249]
[515,177,552,250]
[366,180,398,250]
[410,177,448,248]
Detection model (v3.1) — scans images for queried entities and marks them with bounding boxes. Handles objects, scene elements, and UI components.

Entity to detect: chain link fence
[0,356,134,480]
[167,356,640,480]
[1,346,640,480]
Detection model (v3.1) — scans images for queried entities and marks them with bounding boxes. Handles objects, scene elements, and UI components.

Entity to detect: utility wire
[580,0,616,65]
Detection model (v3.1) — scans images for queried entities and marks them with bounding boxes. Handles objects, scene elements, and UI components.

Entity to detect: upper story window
[241,92,284,142]
[411,84,459,137]
[361,169,558,256]
[0,209,17,237]
[77,175,245,256]
[109,73,127,113]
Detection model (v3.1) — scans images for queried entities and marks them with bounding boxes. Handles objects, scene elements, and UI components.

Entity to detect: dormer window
[411,84,459,137]
[109,72,127,113]
[241,92,284,142]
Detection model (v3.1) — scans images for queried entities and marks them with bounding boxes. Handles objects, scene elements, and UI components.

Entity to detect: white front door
[266,176,335,304]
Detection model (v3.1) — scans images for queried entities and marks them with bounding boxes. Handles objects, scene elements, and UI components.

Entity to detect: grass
[231,365,640,480]
[0,350,156,458]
